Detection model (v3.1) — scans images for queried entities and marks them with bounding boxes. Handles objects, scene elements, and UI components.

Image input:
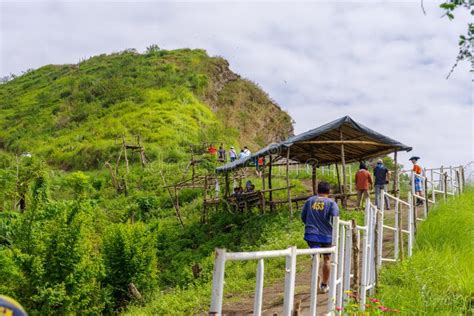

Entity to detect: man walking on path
[355,162,373,209]
[301,181,340,294]
[373,159,391,209]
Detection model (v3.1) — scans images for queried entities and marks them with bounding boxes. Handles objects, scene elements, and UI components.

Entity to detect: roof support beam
[298,140,393,146]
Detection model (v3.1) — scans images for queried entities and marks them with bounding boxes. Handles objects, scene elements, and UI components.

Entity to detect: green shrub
[102,223,158,309]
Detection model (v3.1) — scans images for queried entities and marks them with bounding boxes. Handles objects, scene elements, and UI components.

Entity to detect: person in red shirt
[410,156,424,205]
[207,144,217,155]
[355,162,373,209]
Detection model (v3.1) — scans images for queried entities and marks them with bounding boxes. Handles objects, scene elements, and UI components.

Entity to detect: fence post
[423,176,429,217]
[328,217,340,313]
[309,254,320,316]
[359,200,370,311]
[209,249,226,315]
[376,190,385,270]
[407,195,414,257]
[343,226,352,302]
[394,199,400,260]
[449,166,454,192]
[443,172,448,201]
[351,219,359,295]
[336,226,346,309]
[455,169,461,195]
[253,259,264,316]
[460,165,465,189]
[283,246,297,315]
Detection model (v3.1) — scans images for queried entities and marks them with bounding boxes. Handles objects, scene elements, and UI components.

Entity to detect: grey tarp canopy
[216,115,412,173]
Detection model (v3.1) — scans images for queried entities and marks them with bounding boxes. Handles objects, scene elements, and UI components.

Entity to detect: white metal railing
[209,165,465,315]
[359,199,377,310]
[209,216,357,316]
[378,191,414,263]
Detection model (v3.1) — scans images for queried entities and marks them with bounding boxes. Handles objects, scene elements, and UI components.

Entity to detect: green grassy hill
[0,47,293,170]
[0,46,296,315]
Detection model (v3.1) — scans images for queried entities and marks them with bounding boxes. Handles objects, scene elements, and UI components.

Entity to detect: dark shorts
[306,241,332,256]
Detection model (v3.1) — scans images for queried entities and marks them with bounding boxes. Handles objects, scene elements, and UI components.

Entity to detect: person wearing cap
[229,146,237,162]
[410,156,424,205]
[355,162,373,209]
[0,295,27,316]
[373,158,391,209]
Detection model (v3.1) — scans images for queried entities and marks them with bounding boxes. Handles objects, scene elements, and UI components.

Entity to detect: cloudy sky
[1,0,472,169]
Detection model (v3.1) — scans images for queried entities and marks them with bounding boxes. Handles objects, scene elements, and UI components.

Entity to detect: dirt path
[222,256,329,316]
[220,185,402,316]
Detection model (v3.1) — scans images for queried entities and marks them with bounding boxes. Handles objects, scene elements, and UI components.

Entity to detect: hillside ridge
[0,47,293,170]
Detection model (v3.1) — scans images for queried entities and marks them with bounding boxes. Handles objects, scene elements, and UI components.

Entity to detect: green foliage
[439,1,473,78]
[102,223,158,310]
[378,189,474,314]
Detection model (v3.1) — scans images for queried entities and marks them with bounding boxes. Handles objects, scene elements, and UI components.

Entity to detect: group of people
[301,156,423,294]
[207,144,251,163]
[354,156,424,209]
[231,180,256,212]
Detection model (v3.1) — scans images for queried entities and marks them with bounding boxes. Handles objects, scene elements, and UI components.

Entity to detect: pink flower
[370,298,380,303]
[335,306,344,311]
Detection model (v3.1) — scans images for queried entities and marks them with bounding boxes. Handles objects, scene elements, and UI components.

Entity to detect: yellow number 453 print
[311,201,325,211]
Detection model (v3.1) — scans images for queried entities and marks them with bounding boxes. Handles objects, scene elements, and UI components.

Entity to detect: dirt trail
[222,256,329,316]
[220,180,402,315]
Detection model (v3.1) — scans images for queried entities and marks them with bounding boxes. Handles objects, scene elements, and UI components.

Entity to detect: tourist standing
[229,146,237,162]
[218,144,226,163]
[355,163,373,209]
[373,159,391,209]
[410,156,424,205]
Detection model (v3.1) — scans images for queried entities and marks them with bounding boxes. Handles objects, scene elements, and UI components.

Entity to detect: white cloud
[0,0,472,169]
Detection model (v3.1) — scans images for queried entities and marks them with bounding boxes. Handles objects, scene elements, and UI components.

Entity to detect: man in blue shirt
[373,159,391,210]
[301,181,339,293]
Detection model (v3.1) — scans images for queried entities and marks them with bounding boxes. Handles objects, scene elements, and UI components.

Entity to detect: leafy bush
[102,223,158,310]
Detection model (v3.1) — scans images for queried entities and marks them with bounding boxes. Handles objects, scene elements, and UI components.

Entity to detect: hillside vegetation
[0,47,292,170]
[0,47,297,315]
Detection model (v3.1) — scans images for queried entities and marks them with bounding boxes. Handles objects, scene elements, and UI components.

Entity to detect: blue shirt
[301,195,339,243]
[373,163,389,185]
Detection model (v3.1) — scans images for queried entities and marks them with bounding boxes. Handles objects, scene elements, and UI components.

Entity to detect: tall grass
[378,188,474,314]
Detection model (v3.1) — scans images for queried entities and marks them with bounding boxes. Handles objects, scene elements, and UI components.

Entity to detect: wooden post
[191,153,195,188]
[397,199,404,261]
[286,147,293,218]
[224,173,230,198]
[203,176,208,223]
[340,129,347,208]
[311,164,317,195]
[160,172,185,228]
[424,175,429,215]
[455,169,461,195]
[335,162,342,200]
[443,172,448,201]
[460,165,465,189]
[137,135,146,167]
[122,135,129,174]
[393,151,399,197]
[268,155,274,212]
[351,219,359,296]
